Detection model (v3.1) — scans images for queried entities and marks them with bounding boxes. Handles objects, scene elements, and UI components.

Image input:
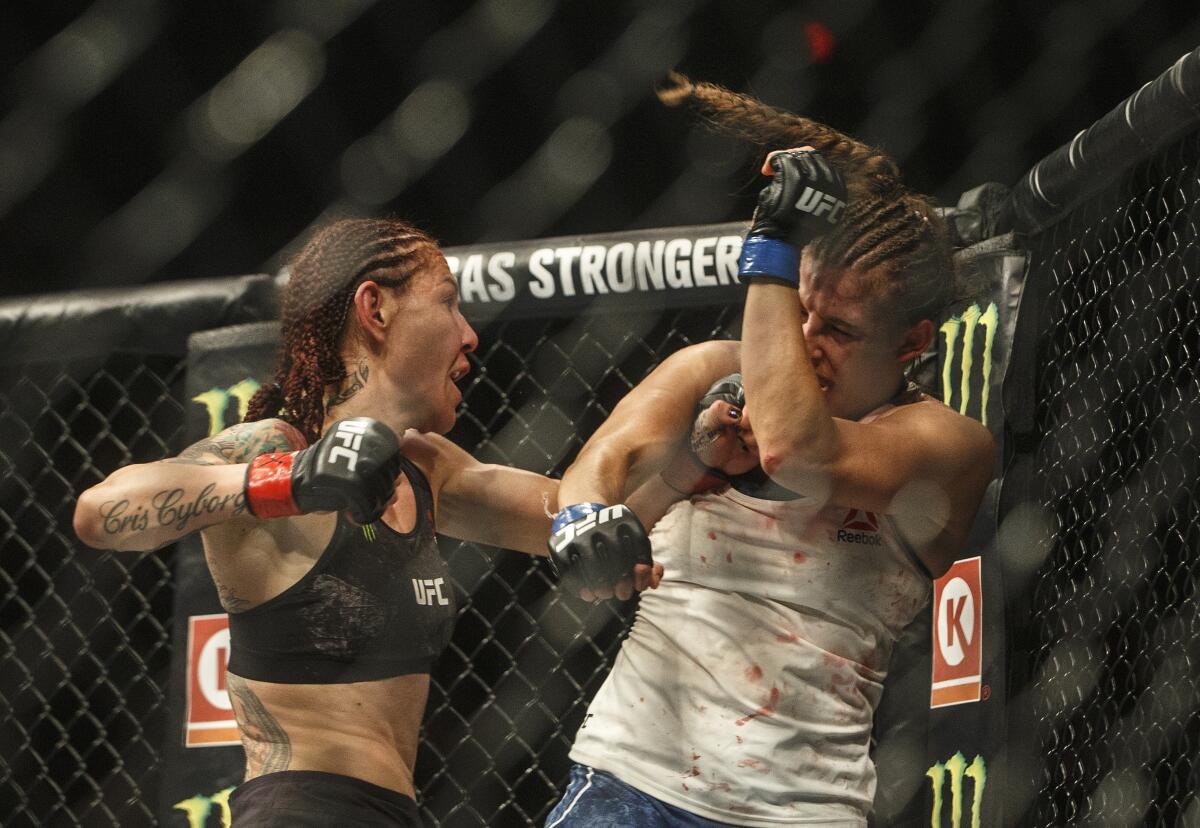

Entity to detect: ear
[351,281,389,348]
[896,318,935,364]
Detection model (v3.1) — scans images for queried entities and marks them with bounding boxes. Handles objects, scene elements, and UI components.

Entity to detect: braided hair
[659,73,954,325]
[245,218,437,444]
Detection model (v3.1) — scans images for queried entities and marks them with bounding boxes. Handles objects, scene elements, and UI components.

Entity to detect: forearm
[558,442,634,508]
[742,283,837,469]
[74,462,249,552]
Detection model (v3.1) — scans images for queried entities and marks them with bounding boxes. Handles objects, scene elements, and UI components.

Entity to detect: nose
[803,319,824,362]
[460,315,479,354]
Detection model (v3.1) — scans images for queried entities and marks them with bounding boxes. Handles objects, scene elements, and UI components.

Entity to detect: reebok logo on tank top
[836,509,882,546]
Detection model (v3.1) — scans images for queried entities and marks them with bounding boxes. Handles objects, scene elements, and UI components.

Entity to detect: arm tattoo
[326,361,369,412]
[227,674,292,777]
[165,420,305,466]
[98,485,247,536]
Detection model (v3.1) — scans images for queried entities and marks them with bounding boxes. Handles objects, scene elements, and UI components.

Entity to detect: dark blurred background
[1,0,1198,299]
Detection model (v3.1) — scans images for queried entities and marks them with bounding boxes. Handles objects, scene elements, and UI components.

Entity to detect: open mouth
[450,363,469,382]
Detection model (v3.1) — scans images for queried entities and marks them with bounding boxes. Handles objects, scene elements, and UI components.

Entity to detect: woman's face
[796,252,923,420]
[383,252,478,434]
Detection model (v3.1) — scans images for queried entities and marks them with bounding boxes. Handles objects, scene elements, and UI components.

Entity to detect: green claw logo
[193,379,261,437]
[940,302,998,428]
[927,752,987,828]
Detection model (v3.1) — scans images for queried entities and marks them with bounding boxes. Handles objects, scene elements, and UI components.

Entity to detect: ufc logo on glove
[550,505,629,554]
[329,419,370,471]
[795,186,846,223]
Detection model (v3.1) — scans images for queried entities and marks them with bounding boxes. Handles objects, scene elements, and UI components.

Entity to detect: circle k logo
[937,577,976,667]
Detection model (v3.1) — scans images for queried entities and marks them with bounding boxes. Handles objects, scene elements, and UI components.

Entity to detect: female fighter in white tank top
[570,397,934,826]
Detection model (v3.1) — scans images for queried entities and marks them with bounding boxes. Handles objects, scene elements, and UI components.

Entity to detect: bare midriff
[231,671,430,797]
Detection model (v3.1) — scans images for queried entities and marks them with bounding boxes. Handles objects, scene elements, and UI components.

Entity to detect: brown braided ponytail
[244,218,437,444]
[659,72,954,325]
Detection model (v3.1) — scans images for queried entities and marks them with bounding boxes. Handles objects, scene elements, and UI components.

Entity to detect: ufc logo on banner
[551,505,628,553]
[330,419,369,471]
[931,556,983,708]
[794,186,846,223]
[413,577,449,606]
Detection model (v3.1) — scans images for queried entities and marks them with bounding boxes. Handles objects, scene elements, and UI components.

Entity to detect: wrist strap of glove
[737,236,800,286]
[551,502,607,534]
[244,453,302,519]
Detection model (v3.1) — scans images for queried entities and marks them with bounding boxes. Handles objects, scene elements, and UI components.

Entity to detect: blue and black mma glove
[737,149,848,287]
[547,503,652,596]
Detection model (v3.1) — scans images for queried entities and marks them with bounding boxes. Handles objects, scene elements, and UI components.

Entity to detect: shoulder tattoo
[166,420,306,465]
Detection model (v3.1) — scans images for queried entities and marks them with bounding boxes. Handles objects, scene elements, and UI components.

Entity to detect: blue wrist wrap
[737,236,800,286]
[552,503,607,534]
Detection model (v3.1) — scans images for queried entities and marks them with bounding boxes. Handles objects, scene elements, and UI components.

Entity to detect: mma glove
[686,373,800,501]
[244,417,402,525]
[547,504,652,596]
[697,372,745,415]
[737,149,848,287]
[659,372,746,495]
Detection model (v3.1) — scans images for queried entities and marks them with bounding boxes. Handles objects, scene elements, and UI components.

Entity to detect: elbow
[757,438,835,479]
[72,488,109,550]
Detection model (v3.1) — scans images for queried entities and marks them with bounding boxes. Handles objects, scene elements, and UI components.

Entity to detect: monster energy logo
[362,524,377,542]
[193,379,261,437]
[927,752,986,828]
[173,785,234,827]
[940,302,998,428]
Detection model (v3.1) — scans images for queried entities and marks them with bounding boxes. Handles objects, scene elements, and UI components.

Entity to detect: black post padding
[0,274,278,363]
[1005,45,1200,236]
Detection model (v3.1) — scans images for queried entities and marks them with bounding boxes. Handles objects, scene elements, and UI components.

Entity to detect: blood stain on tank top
[745,664,764,682]
[725,551,733,563]
[707,531,717,540]
[737,757,771,774]
[691,752,701,761]
[776,632,801,644]
[735,686,780,726]
[700,555,707,563]
[793,551,808,563]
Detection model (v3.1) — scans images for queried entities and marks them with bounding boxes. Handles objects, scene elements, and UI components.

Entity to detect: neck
[321,356,422,437]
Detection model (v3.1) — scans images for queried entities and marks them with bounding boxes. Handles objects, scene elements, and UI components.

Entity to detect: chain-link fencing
[1001,129,1200,827]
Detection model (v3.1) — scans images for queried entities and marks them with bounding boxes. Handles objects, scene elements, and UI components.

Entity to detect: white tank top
[570,404,933,826]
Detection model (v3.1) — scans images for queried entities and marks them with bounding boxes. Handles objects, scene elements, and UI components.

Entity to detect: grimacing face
[382,253,478,434]
[795,252,926,421]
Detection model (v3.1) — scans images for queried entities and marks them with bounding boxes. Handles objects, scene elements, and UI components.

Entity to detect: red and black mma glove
[243,417,402,525]
[547,504,652,596]
[737,149,848,287]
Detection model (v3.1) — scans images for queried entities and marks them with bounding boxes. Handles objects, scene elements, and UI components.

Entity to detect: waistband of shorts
[231,769,418,812]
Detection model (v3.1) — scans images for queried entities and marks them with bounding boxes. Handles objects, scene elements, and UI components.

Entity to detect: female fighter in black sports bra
[73,218,666,826]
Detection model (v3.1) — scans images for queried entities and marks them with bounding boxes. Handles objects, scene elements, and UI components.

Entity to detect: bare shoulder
[660,339,741,374]
[397,430,474,490]
[883,400,994,468]
[166,418,307,466]
[639,339,741,394]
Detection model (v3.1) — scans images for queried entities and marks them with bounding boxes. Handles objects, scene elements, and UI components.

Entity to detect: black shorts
[229,770,423,827]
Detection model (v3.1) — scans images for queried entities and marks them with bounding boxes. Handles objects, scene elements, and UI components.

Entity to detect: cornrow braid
[660,72,956,325]
[244,218,438,444]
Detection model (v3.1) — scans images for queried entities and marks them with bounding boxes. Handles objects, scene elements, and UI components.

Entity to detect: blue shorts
[545,764,742,828]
